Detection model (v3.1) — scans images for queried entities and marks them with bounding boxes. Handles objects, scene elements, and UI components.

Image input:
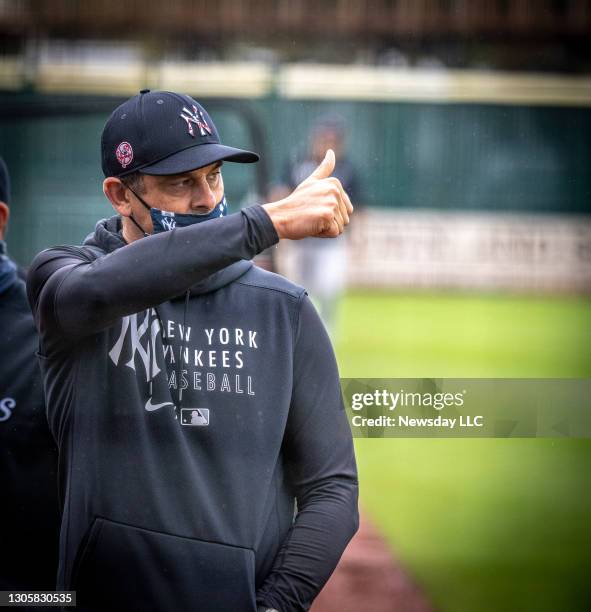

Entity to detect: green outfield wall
[0,92,589,267]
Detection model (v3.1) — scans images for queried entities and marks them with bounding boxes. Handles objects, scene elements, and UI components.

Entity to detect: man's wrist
[260,201,286,240]
[242,204,280,248]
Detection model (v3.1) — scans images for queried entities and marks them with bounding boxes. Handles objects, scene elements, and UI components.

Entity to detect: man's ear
[103,178,133,217]
[0,201,9,240]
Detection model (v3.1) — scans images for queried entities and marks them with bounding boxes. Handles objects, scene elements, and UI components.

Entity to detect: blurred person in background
[272,116,362,338]
[0,157,60,593]
[27,91,358,612]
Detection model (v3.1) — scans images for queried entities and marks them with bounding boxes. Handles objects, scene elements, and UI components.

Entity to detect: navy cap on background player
[0,157,11,204]
[101,90,259,178]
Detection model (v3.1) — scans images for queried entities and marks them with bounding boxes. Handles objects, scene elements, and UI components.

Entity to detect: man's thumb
[308,149,335,181]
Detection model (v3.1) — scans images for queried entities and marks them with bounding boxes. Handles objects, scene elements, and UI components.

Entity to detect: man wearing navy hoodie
[0,158,60,593]
[28,90,359,612]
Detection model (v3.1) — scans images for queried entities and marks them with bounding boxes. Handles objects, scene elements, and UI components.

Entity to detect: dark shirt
[0,273,60,591]
[27,206,358,612]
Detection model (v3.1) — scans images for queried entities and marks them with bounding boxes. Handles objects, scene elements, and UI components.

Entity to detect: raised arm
[27,206,276,343]
[28,149,353,347]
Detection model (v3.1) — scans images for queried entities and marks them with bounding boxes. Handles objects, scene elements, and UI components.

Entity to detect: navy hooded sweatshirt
[27,206,359,612]
[0,250,60,593]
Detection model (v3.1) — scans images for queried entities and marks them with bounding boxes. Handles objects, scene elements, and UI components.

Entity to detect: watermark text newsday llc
[341,379,591,438]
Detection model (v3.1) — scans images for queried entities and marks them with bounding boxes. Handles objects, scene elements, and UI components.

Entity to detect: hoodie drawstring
[177,289,191,412]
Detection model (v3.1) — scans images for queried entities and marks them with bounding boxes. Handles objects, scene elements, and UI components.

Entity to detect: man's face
[132,161,224,232]
[312,129,344,162]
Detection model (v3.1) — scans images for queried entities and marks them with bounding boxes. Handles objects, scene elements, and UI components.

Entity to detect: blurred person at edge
[27,91,358,612]
[0,157,60,596]
[272,116,361,337]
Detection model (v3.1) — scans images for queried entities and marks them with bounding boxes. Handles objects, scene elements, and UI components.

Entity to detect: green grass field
[334,292,591,612]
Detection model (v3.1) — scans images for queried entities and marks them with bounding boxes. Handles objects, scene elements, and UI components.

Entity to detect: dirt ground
[311,515,435,612]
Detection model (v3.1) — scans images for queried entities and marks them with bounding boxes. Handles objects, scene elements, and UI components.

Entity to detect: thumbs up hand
[301,148,336,183]
[263,149,354,240]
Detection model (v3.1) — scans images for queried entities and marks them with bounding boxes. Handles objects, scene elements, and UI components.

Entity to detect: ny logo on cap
[180,105,212,138]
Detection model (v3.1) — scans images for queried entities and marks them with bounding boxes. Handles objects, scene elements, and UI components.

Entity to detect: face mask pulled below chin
[150,196,228,234]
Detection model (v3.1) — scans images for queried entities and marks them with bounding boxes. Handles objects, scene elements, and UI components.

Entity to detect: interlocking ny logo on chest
[109,312,259,418]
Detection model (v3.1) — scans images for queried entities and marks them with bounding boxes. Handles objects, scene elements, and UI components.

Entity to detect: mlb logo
[181,408,210,426]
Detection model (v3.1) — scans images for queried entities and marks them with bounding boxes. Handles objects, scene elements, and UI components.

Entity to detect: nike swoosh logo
[145,397,175,412]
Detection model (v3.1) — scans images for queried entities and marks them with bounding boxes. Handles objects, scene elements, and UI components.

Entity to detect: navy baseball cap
[0,157,10,204]
[101,90,259,177]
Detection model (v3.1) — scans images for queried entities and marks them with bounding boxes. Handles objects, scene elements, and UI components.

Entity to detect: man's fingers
[338,191,350,226]
[319,219,340,238]
[331,218,341,237]
[342,185,353,215]
[306,149,336,182]
[315,180,350,238]
[337,183,350,228]
[333,203,345,234]
[327,177,352,223]
[333,178,353,217]
[317,207,339,238]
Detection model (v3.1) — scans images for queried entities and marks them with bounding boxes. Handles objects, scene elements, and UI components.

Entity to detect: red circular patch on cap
[115,141,133,169]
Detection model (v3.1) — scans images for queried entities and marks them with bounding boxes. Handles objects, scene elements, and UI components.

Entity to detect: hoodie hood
[84,215,126,254]
[84,216,253,296]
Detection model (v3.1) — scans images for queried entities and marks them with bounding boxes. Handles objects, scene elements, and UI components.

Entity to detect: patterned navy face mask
[125,185,228,237]
[148,195,228,233]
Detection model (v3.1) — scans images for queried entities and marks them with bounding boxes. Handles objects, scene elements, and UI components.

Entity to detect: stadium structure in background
[1,0,591,72]
[0,0,589,293]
